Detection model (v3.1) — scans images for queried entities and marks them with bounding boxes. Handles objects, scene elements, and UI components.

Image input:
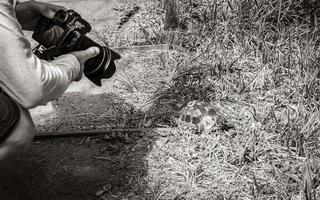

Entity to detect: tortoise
[178,100,232,133]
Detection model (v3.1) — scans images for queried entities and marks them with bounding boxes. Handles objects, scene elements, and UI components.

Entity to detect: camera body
[32,9,121,86]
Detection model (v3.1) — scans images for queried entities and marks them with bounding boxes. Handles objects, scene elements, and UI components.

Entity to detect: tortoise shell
[178,100,227,133]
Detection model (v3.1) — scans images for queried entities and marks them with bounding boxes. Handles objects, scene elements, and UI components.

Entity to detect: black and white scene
[1,0,320,199]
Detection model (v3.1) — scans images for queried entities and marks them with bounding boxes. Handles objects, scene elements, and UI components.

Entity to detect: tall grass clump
[142,0,320,199]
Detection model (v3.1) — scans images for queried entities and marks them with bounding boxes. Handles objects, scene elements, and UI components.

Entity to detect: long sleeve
[0,0,81,109]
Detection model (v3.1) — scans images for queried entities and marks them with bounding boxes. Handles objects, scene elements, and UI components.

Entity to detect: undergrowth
[137,0,320,199]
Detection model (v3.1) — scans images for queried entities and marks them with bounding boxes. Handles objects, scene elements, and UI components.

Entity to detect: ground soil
[0,0,164,199]
[0,134,154,200]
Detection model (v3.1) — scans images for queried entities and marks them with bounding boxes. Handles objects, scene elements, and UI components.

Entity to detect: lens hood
[83,46,121,86]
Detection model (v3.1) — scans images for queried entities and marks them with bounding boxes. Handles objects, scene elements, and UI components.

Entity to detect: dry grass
[137,0,320,199]
[36,0,320,199]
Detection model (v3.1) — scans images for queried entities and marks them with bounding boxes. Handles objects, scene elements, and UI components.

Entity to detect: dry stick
[34,127,174,140]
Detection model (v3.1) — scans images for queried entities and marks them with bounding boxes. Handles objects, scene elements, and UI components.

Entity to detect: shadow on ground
[0,91,158,200]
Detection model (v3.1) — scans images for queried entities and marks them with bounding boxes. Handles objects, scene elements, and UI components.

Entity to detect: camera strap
[33,45,60,60]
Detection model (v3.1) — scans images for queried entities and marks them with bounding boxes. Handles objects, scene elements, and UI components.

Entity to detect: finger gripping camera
[32,9,121,86]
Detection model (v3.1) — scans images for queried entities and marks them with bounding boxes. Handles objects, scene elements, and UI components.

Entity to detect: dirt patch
[0,132,154,200]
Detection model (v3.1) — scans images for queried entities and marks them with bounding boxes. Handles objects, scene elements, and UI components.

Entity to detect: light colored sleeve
[0,0,81,109]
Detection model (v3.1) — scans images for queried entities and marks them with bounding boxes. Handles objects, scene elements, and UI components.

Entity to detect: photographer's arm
[0,28,80,108]
[0,0,97,108]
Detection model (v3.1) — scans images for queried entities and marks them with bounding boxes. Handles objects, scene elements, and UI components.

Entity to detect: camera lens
[33,9,121,86]
[79,37,120,86]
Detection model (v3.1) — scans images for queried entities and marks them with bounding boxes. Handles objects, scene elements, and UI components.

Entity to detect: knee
[2,115,36,158]
[0,125,36,162]
[9,122,36,153]
[0,99,36,161]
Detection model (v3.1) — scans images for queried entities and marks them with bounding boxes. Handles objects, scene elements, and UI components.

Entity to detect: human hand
[15,0,66,31]
[69,47,100,81]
